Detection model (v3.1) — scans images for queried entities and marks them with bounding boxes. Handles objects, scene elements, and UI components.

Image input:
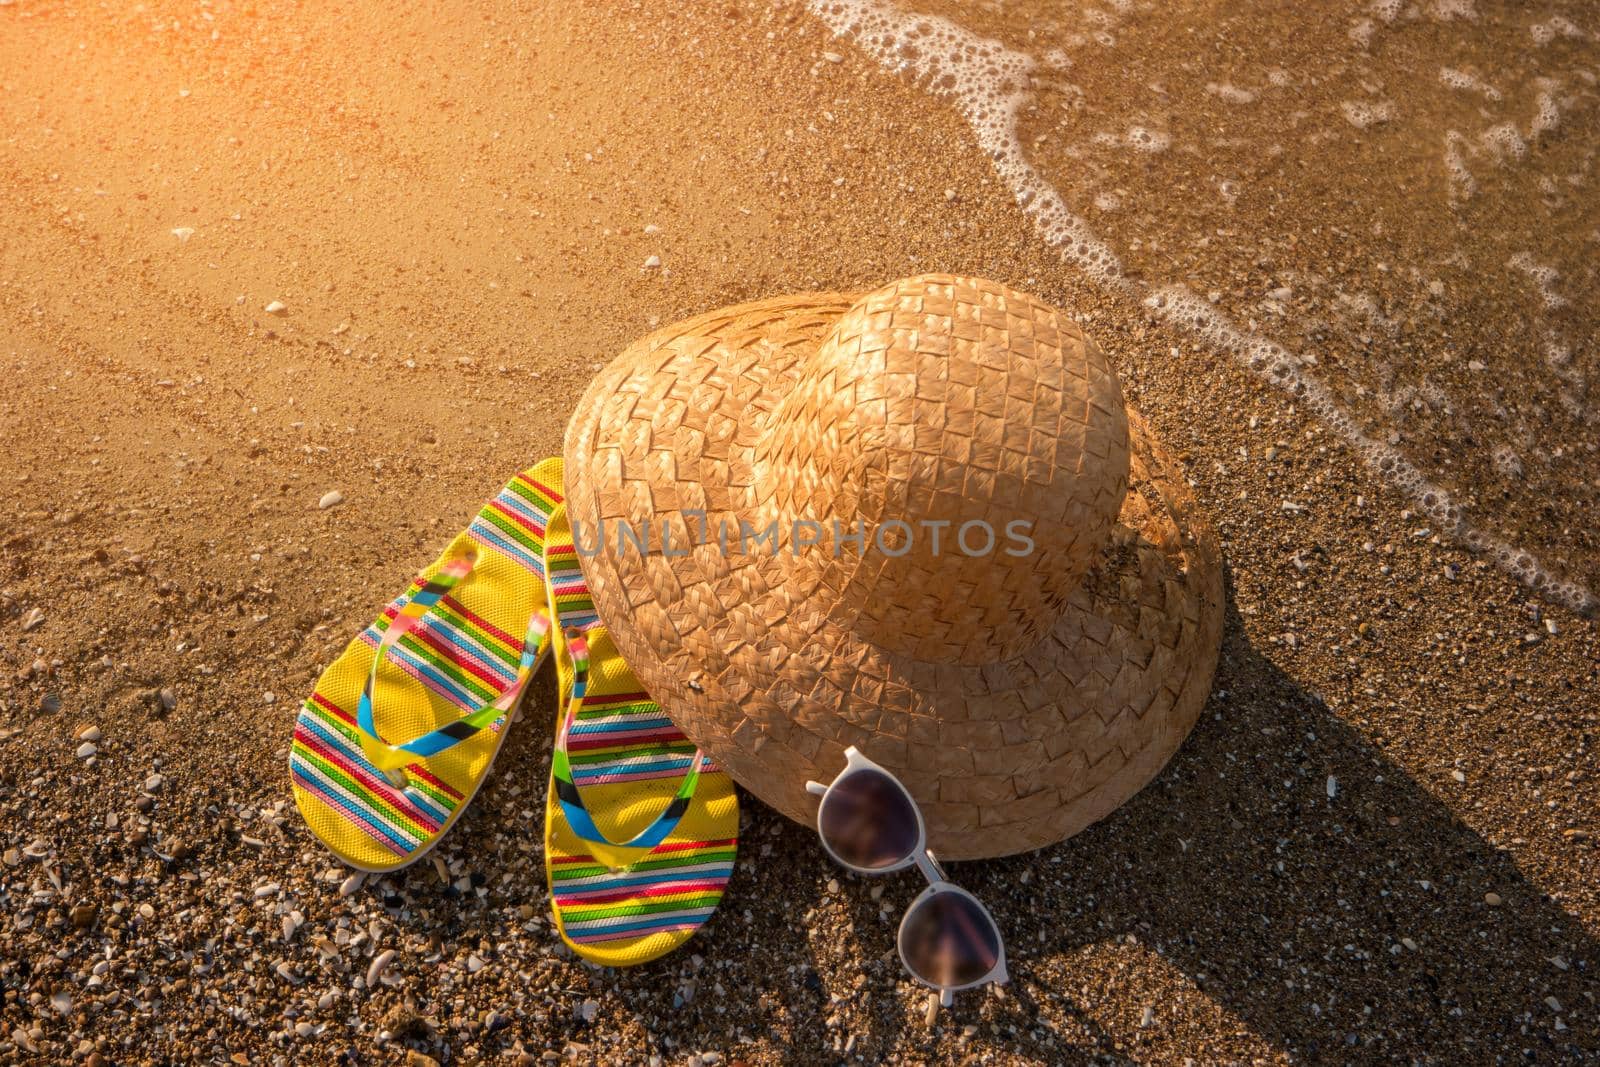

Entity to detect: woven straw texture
[564,275,1222,859]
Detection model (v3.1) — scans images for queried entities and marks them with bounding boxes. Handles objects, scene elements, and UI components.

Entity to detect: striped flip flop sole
[289,461,562,872]
[540,458,739,965]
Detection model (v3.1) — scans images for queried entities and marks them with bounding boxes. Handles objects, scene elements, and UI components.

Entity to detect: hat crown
[752,275,1131,665]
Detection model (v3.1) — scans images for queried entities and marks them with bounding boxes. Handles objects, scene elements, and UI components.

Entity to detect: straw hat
[564,275,1222,859]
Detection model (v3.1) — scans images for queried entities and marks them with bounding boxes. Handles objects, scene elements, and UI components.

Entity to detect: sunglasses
[806,747,1008,1007]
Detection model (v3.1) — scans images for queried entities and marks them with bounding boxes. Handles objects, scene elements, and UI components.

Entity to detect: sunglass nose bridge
[805,780,827,796]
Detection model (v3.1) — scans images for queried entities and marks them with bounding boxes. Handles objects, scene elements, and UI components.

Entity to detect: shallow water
[811,0,1599,612]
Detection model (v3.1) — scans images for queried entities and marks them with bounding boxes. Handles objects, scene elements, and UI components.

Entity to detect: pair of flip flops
[288,459,738,966]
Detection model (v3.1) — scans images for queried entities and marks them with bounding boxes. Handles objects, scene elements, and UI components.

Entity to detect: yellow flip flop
[289,460,562,872]
[540,459,739,965]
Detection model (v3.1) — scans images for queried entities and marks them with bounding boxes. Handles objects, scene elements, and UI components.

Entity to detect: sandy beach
[2,0,1597,1063]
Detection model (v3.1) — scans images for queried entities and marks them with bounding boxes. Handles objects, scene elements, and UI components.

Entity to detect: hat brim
[564,291,1223,859]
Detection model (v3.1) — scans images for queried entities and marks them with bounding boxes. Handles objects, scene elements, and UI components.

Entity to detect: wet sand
[1,1,1596,1063]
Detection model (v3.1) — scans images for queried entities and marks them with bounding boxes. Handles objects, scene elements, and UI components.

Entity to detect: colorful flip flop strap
[357,550,551,777]
[549,628,705,852]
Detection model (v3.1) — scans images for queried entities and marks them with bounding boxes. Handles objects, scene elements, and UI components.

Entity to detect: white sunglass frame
[806,746,1009,1007]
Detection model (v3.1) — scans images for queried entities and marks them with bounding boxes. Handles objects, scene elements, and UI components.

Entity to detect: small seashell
[264,300,287,314]
[366,948,396,987]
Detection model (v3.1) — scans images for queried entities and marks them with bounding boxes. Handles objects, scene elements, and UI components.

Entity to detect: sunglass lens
[817,768,920,870]
[898,890,1002,990]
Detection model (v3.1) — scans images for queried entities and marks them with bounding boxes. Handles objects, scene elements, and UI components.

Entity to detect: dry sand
[1,0,1597,1063]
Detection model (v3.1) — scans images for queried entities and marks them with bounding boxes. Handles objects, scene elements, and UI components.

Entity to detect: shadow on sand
[970,588,1596,1062]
